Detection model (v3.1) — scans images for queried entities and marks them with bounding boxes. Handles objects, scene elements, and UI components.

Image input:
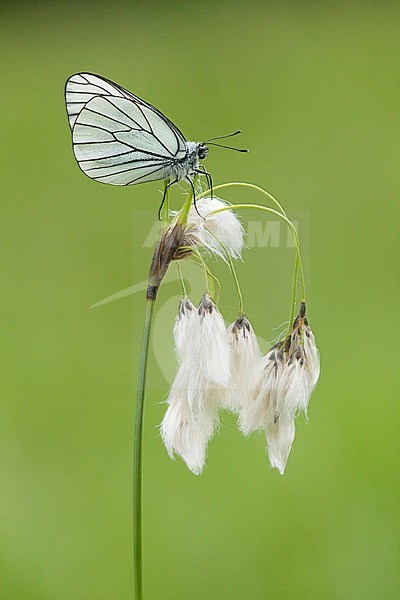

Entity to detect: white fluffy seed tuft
[173,298,197,364]
[176,196,245,260]
[239,346,283,436]
[160,295,231,474]
[223,315,262,412]
[238,306,320,474]
[160,369,219,476]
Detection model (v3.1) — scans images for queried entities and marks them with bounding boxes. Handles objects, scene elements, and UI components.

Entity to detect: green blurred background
[1,1,398,598]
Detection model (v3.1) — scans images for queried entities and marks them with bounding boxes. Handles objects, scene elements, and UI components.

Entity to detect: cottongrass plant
[134,180,320,597]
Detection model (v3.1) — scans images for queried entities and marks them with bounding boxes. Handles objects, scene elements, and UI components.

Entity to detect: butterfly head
[197,143,209,160]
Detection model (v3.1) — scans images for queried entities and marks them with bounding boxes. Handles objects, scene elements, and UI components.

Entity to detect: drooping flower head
[239,344,283,437]
[224,315,262,412]
[173,297,197,364]
[161,295,231,475]
[195,293,231,388]
[238,303,320,474]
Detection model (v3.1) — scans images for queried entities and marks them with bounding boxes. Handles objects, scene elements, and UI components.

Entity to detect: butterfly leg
[195,166,213,200]
[157,178,179,221]
[187,176,205,219]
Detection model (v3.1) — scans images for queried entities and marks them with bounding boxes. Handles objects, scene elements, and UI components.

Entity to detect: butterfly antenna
[207,142,249,152]
[204,130,242,143]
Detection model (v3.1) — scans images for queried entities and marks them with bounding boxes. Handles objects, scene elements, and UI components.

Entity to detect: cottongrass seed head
[176,196,245,261]
[173,297,197,364]
[161,294,231,475]
[223,315,262,412]
[238,344,284,437]
[238,303,320,474]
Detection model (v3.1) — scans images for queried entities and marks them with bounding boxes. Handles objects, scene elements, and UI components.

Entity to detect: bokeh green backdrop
[1,1,398,599]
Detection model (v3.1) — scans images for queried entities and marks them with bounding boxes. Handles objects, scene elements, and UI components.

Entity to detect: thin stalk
[176,261,187,297]
[134,298,156,600]
[210,202,306,301]
[210,195,305,342]
[205,229,244,314]
[185,256,222,303]
[223,248,243,313]
[198,181,288,218]
[190,247,211,294]
[133,179,197,599]
[287,255,299,339]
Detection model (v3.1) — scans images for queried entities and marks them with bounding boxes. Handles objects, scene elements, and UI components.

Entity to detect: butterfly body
[65,72,209,188]
[169,141,209,181]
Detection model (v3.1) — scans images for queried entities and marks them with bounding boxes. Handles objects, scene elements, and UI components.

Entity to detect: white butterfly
[65,73,245,201]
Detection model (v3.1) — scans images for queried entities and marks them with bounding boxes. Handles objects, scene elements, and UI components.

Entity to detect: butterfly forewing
[65,73,187,186]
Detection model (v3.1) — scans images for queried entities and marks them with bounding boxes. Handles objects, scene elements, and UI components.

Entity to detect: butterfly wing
[65,73,187,185]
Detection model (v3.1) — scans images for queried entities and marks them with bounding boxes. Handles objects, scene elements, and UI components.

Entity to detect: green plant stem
[205,229,244,314]
[134,298,156,600]
[287,255,299,338]
[224,249,243,314]
[210,202,306,301]
[133,182,196,598]
[198,181,288,218]
[176,261,187,297]
[210,196,306,340]
[185,256,221,303]
[190,247,211,294]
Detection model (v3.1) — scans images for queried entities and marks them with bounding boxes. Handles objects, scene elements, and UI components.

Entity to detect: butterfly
[64,73,246,211]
